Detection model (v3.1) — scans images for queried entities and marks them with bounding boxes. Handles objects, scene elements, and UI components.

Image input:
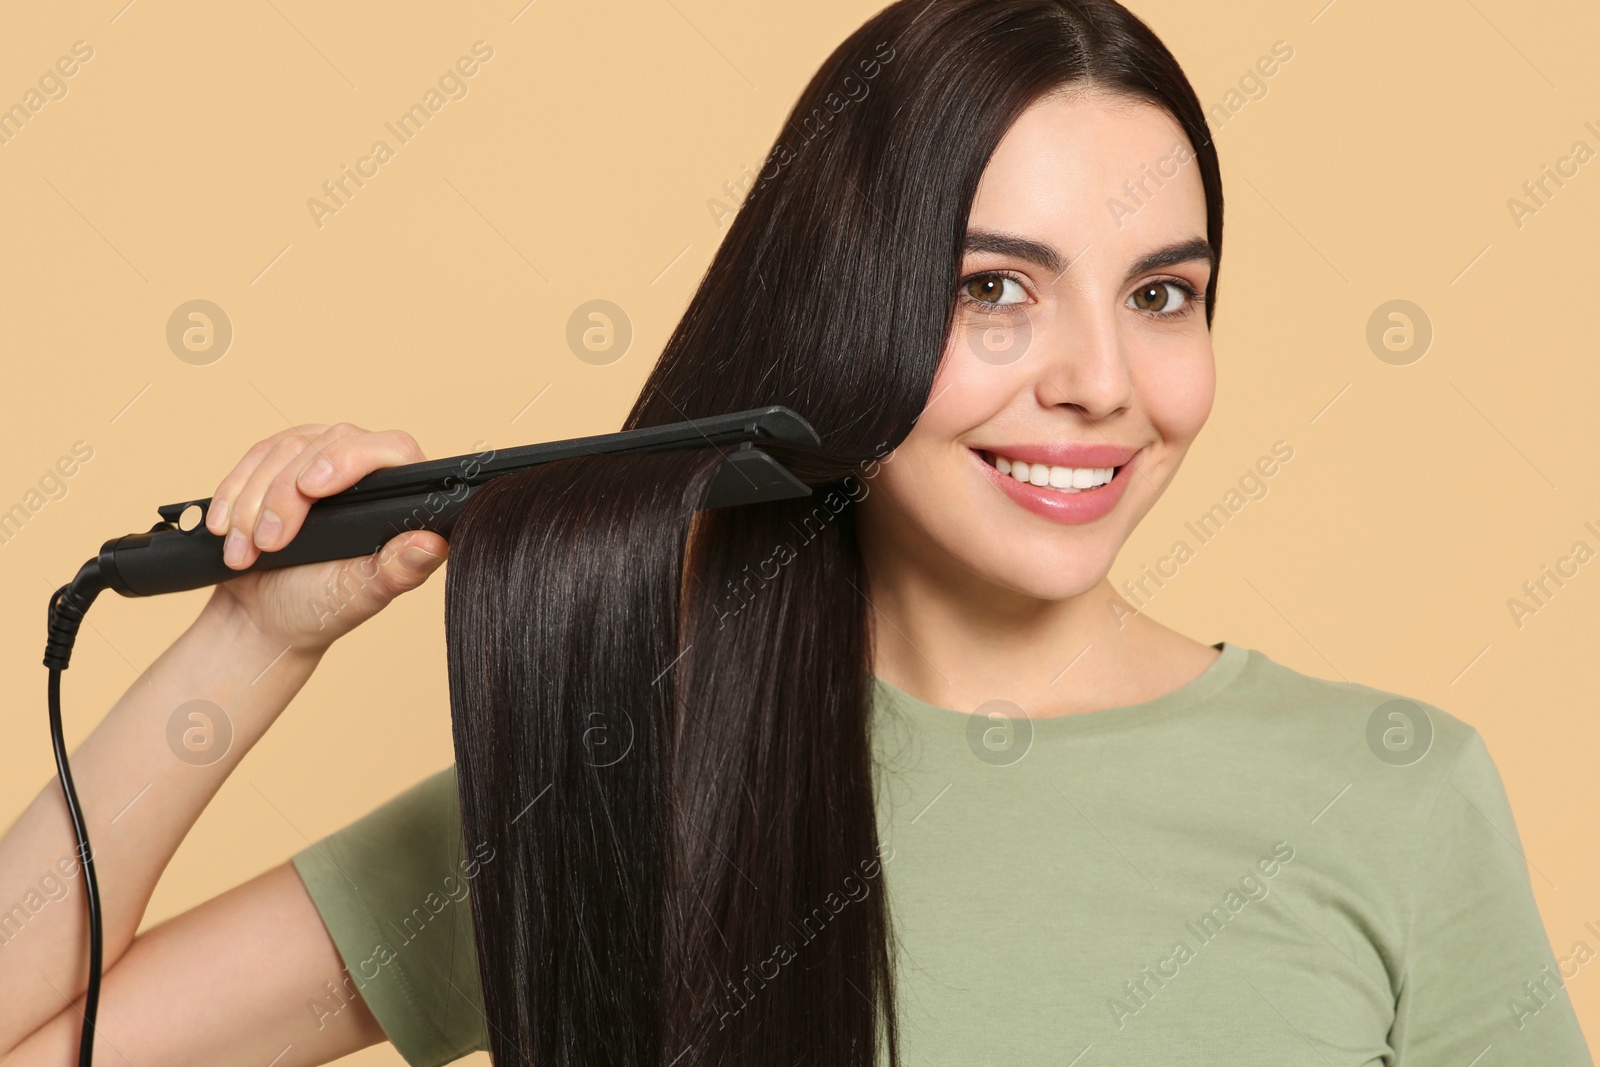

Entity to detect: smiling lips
[972,443,1141,524]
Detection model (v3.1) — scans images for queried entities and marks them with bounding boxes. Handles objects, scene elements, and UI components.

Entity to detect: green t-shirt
[291,641,1593,1065]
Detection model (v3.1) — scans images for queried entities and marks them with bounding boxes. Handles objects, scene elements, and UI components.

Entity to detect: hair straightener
[38,404,818,1067]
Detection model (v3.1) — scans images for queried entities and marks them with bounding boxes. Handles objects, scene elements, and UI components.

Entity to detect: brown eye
[961,273,1026,306]
[1130,281,1189,314]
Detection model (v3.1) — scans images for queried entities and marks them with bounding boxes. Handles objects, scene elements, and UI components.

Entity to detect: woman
[0,0,1588,1064]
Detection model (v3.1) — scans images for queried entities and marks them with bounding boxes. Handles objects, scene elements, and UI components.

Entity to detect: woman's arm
[0,421,449,1062]
[1,860,387,1067]
[0,592,324,1056]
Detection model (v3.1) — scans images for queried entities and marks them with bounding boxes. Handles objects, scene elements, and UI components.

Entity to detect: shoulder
[1225,642,1486,781]
[1214,646,1541,956]
[1215,644,1507,880]
[289,765,489,1065]
[296,764,467,870]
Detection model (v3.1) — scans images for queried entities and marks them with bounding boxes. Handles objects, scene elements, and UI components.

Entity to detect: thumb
[369,531,450,598]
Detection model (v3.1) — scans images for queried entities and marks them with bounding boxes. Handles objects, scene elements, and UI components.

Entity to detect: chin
[963,540,1119,603]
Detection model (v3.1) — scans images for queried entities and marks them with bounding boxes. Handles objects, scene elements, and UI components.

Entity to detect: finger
[321,531,449,625]
[247,425,428,559]
[205,425,328,535]
[224,433,319,569]
[372,530,450,599]
[382,530,449,588]
[253,423,368,553]
[294,427,428,496]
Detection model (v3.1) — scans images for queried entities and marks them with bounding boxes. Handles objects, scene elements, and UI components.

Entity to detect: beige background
[2,0,1596,1061]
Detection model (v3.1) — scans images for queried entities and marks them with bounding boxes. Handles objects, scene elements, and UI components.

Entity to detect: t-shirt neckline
[871,640,1249,737]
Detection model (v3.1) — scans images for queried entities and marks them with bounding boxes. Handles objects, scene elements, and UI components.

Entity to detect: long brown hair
[446,2,1224,1063]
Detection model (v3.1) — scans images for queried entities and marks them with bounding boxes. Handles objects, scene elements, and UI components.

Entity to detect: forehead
[967,89,1205,258]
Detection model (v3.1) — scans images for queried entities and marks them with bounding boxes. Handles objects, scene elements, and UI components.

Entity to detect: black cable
[44,563,108,1067]
[47,666,102,1067]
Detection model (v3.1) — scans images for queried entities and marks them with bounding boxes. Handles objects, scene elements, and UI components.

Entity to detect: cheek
[1137,348,1214,442]
[861,376,990,547]
[920,337,1020,436]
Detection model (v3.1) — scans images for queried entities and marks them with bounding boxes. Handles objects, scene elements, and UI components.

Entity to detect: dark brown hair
[447,2,1224,1064]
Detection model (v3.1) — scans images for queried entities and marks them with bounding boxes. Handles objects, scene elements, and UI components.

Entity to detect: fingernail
[255,509,282,549]
[301,456,334,490]
[224,528,247,567]
[207,498,230,532]
[401,546,442,569]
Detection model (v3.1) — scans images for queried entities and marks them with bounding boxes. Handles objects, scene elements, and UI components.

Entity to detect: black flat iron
[89,404,818,599]
[37,404,818,1067]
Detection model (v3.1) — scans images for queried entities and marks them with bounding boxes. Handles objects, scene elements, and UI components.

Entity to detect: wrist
[196,587,326,674]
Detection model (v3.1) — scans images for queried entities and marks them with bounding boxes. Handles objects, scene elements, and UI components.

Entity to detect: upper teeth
[992,454,1115,491]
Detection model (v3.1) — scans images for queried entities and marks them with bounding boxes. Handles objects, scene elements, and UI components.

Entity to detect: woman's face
[860,88,1215,604]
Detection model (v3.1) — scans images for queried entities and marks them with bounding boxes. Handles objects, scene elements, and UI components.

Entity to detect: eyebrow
[962,229,1214,282]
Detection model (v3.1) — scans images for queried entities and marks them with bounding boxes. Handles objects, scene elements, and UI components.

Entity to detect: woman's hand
[202,422,449,654]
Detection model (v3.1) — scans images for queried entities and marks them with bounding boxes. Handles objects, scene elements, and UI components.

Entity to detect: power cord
[43,559,108,1067]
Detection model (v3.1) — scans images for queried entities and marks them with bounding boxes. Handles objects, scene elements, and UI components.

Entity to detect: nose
[1032,302,1134,420]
